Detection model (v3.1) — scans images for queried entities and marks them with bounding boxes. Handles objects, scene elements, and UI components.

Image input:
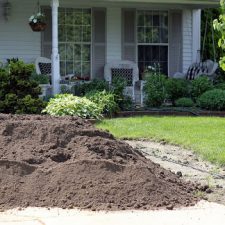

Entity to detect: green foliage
[175,98,194,107]
[0,93,18,113]
[111,77,132,110]
[6,58,19,64]
[86,90,118,116]
[43,94,102,119]
[111,77,127,97]
[0,60,46,114]
[201,9,222,61]
[165,78,190,105]
[213,0,225,70]
[0,94,45,114]
[143,73,167,107]
[72,78,132,111]
[30,72,50,84]
[17,95,47,114]
[197,89,225,110]
[74,79,109,96]
[215,82,225,90]
[191,76,214,100]
[60,85,72,94]
[119,96,133,111]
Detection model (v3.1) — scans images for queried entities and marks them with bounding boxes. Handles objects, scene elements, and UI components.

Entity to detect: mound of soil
[0,114,198,211]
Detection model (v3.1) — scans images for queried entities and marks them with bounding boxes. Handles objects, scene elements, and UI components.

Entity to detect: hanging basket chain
[29,0,47,32]
[33,0,41,14]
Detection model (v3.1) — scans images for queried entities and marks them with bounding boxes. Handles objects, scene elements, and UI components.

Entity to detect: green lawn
[96,116,225,165]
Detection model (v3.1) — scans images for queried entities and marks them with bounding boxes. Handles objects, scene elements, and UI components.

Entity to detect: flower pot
[29,22,47,32]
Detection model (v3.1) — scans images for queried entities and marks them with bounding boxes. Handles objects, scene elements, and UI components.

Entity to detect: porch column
[192,9,201,63]
[51,0,60,95]
[182,10,193,73]
[106,7,122,63]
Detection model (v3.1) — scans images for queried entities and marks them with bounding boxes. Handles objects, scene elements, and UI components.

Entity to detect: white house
[0,0,219,94]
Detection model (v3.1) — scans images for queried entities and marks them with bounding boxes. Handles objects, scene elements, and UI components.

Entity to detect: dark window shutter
[169,11,182,76]
[122,9,136,62]
[92,8,106,80]
[41,7,52,59]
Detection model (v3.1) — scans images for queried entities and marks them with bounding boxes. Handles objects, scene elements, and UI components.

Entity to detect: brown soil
[0,114,198,211]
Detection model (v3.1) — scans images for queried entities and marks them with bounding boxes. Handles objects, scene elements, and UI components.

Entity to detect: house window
[137,10,168,78]
[58,8,91,78]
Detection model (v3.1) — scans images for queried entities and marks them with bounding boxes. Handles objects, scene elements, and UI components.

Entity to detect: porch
[0,0,219,96]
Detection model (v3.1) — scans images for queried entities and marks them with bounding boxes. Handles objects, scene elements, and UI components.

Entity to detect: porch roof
[101,0,219,7]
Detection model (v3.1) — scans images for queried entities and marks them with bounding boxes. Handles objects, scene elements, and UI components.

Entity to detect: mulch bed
[0,114,199,211]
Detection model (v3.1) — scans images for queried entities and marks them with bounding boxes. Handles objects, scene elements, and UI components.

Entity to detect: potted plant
[29,12,47,32]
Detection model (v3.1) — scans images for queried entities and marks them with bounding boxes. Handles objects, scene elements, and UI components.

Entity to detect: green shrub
[74,79,109,96]
[0,60,46,114]
[143,73,167,107]
[119,96,133,111]
[17,95,47,114]
[72,77,132,111]
[85,90,118,116]
[60,85,72,94]
[111,77,133,110]
[197,89,225,110]
[43,94,102,119]
[175,97,194,107]
[30,72,50,84]
[214,82,225,90]
[165,78,190,105]
[191,76,214,100]
[0,93,45,114]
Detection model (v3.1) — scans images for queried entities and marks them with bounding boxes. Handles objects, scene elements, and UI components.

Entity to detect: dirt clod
[0,114,198,211]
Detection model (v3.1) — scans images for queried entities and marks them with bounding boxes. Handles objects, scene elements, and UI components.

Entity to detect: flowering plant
[29,12,46,24]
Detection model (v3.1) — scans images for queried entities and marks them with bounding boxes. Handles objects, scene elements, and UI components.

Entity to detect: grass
[96,116,225,165]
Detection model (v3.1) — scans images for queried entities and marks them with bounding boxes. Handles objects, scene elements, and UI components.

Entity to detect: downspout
[51,0,60,95]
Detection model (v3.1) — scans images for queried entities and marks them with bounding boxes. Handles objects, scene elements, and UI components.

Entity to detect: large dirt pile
[0,114,198,211]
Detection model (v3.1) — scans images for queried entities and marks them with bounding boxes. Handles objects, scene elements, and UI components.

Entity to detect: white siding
[0,0,199,75]
[182,9,193,73]
[106,7,122,63]
[0,0,44,63]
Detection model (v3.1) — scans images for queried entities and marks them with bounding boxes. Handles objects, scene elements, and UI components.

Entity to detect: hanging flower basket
[29,11,46,32]
[29,22,47,32]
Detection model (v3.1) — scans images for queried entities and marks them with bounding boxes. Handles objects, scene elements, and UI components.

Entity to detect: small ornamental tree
[0,60,46,114]
[213,0,225,70]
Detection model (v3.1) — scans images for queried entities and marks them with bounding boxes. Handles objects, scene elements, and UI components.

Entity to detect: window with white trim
[137,10,168,77]
[58,8,91,78]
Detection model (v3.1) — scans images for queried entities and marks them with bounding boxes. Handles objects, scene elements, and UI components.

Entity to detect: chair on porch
[35,57,74,83]
[104,60,139,101]
[35,57,52,76]
[173,60,218,80]
[35,57,52,97]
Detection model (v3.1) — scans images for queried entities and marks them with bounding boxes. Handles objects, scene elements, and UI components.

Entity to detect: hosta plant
[43,94,102,119]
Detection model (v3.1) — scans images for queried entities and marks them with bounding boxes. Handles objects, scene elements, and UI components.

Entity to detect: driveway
[0,201,225,225]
